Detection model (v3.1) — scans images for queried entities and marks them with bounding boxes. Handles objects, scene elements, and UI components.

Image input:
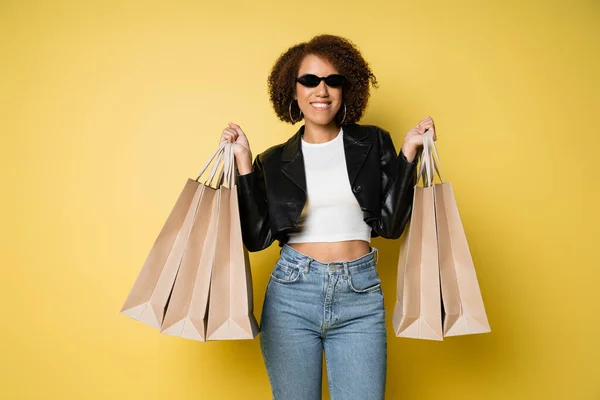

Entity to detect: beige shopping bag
[160,143,230,340]
[206,144,260,340]
[120,140,229,329]
[392,140,444,341]
[422,132,491,337]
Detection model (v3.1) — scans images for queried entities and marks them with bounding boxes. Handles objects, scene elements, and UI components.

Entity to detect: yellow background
[1,0,598,399]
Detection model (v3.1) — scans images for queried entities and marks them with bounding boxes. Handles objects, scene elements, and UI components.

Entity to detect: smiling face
[294,54,343,128]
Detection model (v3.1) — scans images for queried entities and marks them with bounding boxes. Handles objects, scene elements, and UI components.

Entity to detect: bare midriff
[288,240,371,264]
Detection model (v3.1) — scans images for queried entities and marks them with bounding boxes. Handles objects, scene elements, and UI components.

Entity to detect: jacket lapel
[343,124,372,187]
[280,125,306,193]
[281,123,372,192]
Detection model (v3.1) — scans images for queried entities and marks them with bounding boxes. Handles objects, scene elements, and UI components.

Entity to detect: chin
[312,112,335,122]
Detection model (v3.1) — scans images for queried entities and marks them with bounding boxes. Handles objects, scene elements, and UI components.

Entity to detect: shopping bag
[206,143,260,340]
[160,142,230,340]
[423,132,491,336]
[392,138,444,341]
[120,140,229,329]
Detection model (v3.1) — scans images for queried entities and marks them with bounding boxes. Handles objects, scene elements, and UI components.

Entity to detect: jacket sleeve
[371,127,419,239]
[235,153,276,252]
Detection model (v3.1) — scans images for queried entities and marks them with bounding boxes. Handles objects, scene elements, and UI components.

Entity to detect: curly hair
[267,34,379,125]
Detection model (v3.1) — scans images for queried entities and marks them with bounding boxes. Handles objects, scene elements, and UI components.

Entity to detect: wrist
[235,150,253,175]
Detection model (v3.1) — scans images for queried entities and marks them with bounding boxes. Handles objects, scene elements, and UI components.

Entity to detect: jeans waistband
[279,243,379,275]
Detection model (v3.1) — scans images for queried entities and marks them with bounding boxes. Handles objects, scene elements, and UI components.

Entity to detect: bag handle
[210,142,237,188]
[416,130,439,187]
[193,140,238,189]
[222,140,231,188]
[195,140,227,183]
[207,148,225,188]
[416,129,446,187]
[210,141,235,189]
[223,142,236,188]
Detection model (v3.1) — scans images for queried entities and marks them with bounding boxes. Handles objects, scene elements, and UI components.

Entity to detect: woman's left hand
[401,116,437,161]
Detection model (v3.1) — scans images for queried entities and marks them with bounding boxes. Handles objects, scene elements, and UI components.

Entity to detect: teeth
[312,103,330,108]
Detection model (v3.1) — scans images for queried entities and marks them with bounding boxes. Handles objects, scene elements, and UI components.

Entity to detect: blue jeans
[259,243,387,400]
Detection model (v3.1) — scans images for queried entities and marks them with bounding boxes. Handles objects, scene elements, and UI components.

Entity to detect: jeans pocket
[348,265,382,294]
[270,259,302,284]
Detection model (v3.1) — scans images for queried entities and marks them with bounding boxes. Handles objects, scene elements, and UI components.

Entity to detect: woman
[219,34,437,399]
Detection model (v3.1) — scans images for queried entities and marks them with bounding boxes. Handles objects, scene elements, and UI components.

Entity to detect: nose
[315,80,329,95]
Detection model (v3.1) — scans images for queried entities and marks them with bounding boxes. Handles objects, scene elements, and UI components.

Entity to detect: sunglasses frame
[296,74,346,88]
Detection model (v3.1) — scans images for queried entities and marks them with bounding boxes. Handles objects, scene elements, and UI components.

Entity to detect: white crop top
[287,127,372,244]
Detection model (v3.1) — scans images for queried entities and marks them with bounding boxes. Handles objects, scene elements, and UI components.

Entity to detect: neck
[302,120,340,144]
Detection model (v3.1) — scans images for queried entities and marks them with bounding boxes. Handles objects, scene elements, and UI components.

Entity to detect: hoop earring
[340,102,347,125]
[289,99,303,124]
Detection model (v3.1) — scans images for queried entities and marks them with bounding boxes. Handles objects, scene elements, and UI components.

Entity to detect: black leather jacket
[235,123,418,252]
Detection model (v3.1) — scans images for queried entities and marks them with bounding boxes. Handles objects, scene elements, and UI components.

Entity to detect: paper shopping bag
[423,132,491,337]
[206,144,260,340]
[159,144,230,340]
[392,171,444,341]
[120,141,228,329]
[393,131,446,340]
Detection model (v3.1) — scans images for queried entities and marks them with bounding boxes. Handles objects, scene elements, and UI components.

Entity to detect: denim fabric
[259,243,387,400]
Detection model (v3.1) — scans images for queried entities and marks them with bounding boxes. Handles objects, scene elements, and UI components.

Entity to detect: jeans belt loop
[343,262,349,279]
[303,257,311,274]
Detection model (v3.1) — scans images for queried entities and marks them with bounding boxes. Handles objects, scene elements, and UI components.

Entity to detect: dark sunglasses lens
[297,75,321,87]
[325,75,345,87]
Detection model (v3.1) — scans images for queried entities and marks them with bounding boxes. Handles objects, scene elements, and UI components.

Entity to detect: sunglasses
[296,74,346,88]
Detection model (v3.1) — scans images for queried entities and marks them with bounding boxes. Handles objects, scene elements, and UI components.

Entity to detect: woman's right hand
[220,122,253,174]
